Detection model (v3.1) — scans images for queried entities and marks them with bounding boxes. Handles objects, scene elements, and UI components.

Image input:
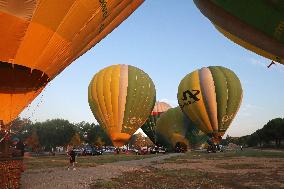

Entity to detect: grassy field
[90,149,284,189]
[22,149,284,188]
[23,153,161,169]
[163,148,284,163]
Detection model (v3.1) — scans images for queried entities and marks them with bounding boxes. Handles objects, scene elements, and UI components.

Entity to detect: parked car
[150,146,167,154]
[150,146,159,154]
[83,146,103,156]
[157,147,167,154]
[73,148,84,156]
[92,148,103,155]
[134,147,148,155]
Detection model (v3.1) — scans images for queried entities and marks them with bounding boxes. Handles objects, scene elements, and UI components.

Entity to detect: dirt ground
[21,150,284,189]
[20,153,182,189]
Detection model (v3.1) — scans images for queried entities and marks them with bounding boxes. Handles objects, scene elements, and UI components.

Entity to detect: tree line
[222,118,284,148]
[10,119,112,152]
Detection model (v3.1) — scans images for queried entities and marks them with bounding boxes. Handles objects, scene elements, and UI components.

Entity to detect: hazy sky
[20,1,284,137]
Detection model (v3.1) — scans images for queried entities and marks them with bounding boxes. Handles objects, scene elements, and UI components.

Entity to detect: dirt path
[21,153,183,189]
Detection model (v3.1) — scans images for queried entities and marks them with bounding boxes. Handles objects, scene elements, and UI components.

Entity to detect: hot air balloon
[88,64,156,147]
[141,101,171,144]
[194,0,284,64]
[156,106,207,151]
[177,66,242,144]
[0,0,144,131]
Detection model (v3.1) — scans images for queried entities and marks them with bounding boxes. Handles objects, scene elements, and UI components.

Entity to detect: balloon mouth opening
[0,61,50,93]
[174,142,188,152]
[111,133,131,147]
[207,132,224,144]
[171,134,188,147]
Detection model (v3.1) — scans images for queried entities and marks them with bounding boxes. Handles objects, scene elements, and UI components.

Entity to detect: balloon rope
[0,131,9,143]
[8,83,50,135]
[22,83,49,123]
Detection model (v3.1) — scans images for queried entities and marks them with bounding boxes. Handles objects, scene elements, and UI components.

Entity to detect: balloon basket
[0,141,24,189]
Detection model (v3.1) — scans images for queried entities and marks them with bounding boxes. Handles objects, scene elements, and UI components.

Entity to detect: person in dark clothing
[16,140,25,156]
[68,148,76,170]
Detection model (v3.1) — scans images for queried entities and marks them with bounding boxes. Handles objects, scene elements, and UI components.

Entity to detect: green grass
[24,154,161,169]
[163,149,284,163]
[90,179,119,188]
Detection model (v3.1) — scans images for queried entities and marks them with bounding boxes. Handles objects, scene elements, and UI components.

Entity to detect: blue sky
[21,1,284,137]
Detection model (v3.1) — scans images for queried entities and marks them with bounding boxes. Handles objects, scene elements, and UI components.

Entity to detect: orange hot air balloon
[0,0,144,130]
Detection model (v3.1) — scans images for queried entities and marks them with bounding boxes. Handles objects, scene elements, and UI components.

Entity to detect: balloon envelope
[141,101,171,144]
[88,64,156,147]
[156,107,206,149]
[0,0,144,128]
[177,66,242,141]
[194,0,284,64]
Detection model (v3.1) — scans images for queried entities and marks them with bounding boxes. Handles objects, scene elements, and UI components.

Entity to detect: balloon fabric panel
[0,0,144,126]
[208,66,228,133]
[215,25,284,64]
[194,0,284,63]
[179,70,212,133]
[216,67,242,131]
[198,67,218,132]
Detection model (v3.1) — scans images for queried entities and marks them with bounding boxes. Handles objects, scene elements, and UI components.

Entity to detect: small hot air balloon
[141,101,171,144]
[156,106,207,151]
[177,66,242,144]
[88,64,156,147]
[0,0,144,130]
[194,0,284,64]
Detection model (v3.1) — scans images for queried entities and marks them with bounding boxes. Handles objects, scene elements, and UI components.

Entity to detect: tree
[243,118,284,148]
[35,119,76,150]
[69,133,82,147]
[84,124,112,146]
[25,130,40,152]
[93,137,104,147]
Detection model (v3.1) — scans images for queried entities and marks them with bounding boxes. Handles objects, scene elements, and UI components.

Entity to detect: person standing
[68,148,76,170]
[15,139,25,157]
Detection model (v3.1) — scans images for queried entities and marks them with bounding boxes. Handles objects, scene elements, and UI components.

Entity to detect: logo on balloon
[221,114,234,125]
[180,90,200,108]
[129,117,143,125]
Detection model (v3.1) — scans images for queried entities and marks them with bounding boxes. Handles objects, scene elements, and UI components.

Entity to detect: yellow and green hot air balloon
[0,0,144,130]
[156,106,207,150]
[177,66,242,143]
[88,64,156,147]
[194,0,284,64]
